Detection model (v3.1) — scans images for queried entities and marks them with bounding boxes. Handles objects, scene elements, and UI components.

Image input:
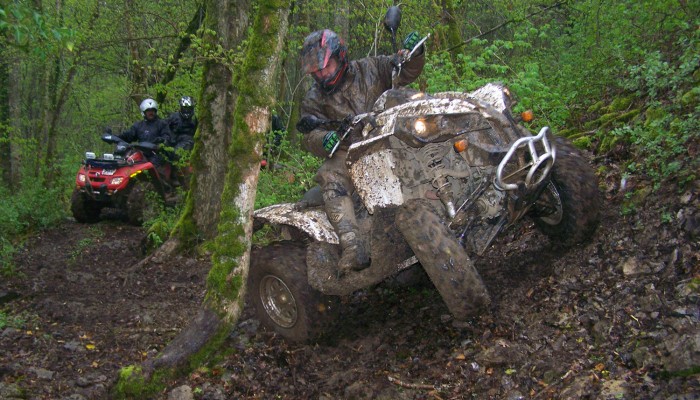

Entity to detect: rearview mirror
[383,6,402,53]
[383,6,401,34]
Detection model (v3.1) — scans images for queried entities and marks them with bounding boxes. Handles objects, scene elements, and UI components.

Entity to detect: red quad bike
[71,132,182,225]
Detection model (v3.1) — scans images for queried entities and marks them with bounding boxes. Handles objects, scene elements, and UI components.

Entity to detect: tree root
[388,375,435,390]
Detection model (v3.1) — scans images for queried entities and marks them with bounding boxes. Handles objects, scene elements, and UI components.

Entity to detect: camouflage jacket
[300,52,425,157]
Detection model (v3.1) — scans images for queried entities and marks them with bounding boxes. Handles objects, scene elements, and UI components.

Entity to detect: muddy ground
[1,165,699,399]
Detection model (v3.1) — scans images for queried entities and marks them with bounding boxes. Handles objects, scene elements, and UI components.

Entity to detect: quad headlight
[110,177,125,185]
[78,173,86,182]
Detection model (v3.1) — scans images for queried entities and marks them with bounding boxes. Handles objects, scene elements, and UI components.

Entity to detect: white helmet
[139,98,158,118]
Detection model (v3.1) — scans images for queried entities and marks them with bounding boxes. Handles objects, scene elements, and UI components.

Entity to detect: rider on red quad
[297,29,425,273]
[118,98,174,179]
[168,95,198,151]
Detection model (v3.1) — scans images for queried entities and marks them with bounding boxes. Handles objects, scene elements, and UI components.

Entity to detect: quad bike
[248,8,601,343]
[71,132,185,225]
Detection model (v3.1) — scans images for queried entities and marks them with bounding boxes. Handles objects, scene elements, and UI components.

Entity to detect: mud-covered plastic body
[251,83,601,342]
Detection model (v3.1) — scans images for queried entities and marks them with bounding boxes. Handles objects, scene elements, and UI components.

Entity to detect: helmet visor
[181,106,194,118]
[301,43,332,74]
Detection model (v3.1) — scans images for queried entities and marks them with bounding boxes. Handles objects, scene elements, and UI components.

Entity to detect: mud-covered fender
[253,203,339,244]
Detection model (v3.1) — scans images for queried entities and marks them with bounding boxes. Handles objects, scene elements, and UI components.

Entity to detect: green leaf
[66,41,75,52]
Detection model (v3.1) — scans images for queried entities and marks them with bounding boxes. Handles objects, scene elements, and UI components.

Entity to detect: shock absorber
[420,143,456,218]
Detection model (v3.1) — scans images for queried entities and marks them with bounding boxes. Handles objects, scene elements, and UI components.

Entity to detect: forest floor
[1,153,699,399]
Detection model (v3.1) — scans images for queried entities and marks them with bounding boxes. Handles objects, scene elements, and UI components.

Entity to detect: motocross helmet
[300,29,349,94]
[179,96,195,119]
[139,98,158,119]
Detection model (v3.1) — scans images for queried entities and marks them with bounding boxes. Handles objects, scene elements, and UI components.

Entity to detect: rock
[0,291,20,305]
[631,346,652,368]
[0,382,23,399]
[168,385,194,400]
[660,333,700,372]
[29,367,55,380]
[474,340,525,366]
[200,382,227,400]
[600,379,629,399]
[61,394,87,400]
[558,375,592,398]
[620,257,652,277]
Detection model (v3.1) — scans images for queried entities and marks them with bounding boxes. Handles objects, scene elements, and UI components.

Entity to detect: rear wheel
[396,199,491,320]
[532,136,601,246]
[126,180,161,226]
[71,188,101,223]
[249,241,338,343]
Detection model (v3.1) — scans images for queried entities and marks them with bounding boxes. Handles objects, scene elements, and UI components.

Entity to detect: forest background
[0,0,698,275]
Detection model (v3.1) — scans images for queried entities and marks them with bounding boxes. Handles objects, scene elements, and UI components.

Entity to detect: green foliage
[0,2,75,53]
[0,182,66,274]
[0,310,25,330]
[112,365,166,399]
[256,131,321,209]
[142,193,187,253]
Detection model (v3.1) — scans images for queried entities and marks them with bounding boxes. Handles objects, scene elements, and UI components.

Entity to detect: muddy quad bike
[71,132,181,225]
[248,9,601,343]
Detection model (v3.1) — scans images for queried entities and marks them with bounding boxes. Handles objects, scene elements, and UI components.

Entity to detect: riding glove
[323,131,340,153]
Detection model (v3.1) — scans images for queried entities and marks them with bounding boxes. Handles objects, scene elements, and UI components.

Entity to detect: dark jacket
[119,117,173,145]
[167,112,198,150]
[300,52,425,157]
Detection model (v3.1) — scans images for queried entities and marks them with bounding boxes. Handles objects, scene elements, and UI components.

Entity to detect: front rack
[494,126,555,191]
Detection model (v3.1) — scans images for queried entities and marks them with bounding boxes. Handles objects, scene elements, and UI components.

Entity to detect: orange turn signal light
[453,139,468,153]
[521,110,534,122]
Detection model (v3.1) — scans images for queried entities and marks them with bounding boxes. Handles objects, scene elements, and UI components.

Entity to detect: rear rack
[494,127,555,191]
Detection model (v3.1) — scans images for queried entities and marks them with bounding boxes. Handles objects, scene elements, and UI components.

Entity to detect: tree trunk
[0,44,10,189]
[8,57,22,188]
[124,0,148,102]
[176,0,254,243]
[113,1,291,394]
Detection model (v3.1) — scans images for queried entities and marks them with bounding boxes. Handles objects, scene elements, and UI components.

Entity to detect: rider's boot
[325,195,370,273]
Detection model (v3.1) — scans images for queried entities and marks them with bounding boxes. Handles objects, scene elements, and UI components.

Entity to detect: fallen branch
[388,375,435,390]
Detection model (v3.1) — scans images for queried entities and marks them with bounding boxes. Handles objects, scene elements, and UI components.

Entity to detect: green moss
[597,132,620,153]
[617,109,640,122]
[186,319,236,370]
[206,0,287,312]
[644,106,665,127]
[606,96,634,112]
[111,365,169,399]
[587,100,605,113]
[658,365,700,379]
[572,136,593,149]
[680,86,700,107]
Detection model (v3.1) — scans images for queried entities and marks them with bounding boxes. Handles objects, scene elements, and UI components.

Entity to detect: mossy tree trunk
[115,1,292,394]
[171,0,254,245]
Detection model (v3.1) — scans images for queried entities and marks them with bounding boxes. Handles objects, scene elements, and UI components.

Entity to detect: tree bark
[115,2,291,392]
[170,0,254,245]
[0,43,10,188]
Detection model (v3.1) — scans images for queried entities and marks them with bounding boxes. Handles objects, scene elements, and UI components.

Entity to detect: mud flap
[395,199,491,320]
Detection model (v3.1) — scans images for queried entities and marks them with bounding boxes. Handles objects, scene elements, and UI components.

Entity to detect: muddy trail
[1,172,699,399]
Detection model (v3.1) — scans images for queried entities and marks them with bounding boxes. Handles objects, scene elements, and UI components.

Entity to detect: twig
[388,376,435,390]
[446,1,566,52]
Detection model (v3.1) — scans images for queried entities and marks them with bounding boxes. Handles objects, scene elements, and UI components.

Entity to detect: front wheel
[531,136,601,246]
[396,199,491,320]
[248,241,338,343]
[71,188,101,223]
[126,180,161,226]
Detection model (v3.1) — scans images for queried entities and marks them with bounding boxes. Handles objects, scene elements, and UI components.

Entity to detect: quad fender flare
[253,203,338,244]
